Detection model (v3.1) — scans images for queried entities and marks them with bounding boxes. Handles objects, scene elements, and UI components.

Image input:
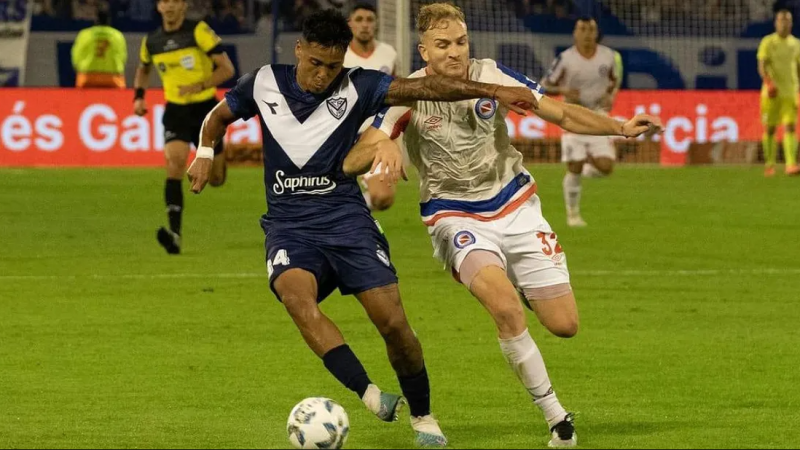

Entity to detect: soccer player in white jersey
[345,2,401,211]
[345,2,399,76]
[543,17,621,227]
[343,3,662,447]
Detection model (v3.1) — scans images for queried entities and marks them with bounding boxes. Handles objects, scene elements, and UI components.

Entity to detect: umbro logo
[326,97,347,120]
[424,116,443,130]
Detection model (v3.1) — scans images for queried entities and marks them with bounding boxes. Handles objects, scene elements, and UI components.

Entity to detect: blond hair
[416,2,466,36]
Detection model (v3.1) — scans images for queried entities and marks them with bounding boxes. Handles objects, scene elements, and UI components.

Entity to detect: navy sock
[398,364,431,418]
[322,344,372,398]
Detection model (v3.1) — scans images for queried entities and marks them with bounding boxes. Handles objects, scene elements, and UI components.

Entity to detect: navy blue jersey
[225,64,393,238]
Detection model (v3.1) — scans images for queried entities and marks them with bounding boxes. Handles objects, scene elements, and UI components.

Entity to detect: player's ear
[418,43,429,63]
[295,40,302,60]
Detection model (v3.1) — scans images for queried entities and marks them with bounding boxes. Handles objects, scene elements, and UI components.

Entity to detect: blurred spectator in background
[33,0,55,16]
[72,0,101,21]
[127,0,155,22]
[71,7,128,87]
[256,1,273,35]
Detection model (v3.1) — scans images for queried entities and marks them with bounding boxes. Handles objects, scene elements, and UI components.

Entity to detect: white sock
[361,384,381,413]
[562,172,582,216]
[499,329,567,428]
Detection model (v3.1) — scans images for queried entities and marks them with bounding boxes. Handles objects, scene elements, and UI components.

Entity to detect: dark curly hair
[302,9,353,53]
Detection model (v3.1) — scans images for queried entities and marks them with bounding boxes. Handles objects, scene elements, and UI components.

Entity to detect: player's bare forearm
[203,53,235,89]
[134,64,151,89]
[343,127,391,176]
[385,75,498,105]
[199,99,237,149]
[537,96,623,136]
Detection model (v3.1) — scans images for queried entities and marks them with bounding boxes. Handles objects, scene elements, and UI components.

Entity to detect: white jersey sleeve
[373,105,411,139]
[370,67,425,137]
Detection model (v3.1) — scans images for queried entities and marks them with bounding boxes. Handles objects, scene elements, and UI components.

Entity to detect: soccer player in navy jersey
[185,9,539,447]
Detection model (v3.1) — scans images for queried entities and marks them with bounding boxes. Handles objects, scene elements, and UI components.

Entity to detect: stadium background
[3,2,800,450]
[0,0,791,167]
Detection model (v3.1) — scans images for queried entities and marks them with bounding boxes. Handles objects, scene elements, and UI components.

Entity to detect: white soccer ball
[287,397,350,449]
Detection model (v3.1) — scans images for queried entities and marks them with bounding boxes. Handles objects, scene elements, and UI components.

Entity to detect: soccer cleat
[764,166,776,177]
[548,413,577,448]
[156,227,181,255]
[786,164,800,176]
[362,384,405,422]
[411,415,448,447]
[566,214,587,228]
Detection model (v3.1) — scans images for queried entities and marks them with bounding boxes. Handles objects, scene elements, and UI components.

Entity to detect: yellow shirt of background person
[71,13,128,88]
[139,20,221,104]
[758,33,800,101]
[757,9,800,176]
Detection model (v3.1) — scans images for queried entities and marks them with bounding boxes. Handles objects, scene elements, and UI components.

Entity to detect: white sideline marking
[2,268,800,281]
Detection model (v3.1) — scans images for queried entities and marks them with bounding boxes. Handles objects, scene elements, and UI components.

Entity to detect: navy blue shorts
[264,222,398,302]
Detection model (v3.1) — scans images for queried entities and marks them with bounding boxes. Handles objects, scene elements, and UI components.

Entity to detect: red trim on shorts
[422,183,538,227]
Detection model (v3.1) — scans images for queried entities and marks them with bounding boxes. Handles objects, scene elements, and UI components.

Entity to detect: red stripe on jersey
[391,110,412,140]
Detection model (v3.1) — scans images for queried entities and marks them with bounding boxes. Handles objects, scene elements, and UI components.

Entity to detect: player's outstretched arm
[535,96,663,138]
[187,100,238,193]
[385,75,537,114]
[343,127,406,184]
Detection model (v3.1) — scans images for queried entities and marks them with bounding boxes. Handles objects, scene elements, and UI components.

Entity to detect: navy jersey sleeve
[224,70,259,120]
[351,68,394,117]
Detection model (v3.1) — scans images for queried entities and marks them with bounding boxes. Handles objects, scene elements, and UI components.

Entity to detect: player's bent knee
[549,315,579,338]
[371,193,395,211]
[596,161,614,175]
[209,176,226,187]
[525,285,579,338]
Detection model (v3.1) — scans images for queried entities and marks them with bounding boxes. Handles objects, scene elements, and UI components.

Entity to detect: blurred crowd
[31,0,799,35]
[31,0,353,33]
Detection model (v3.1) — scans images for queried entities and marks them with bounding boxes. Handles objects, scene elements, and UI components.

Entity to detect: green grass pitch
[1,165,799,449]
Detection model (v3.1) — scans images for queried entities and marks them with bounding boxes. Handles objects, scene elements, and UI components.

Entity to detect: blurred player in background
[345,2,401,211]
[133,0,235,254]
[347,4,662,447]
[543,17,621,227]
[71,7,127,88]
[757,9,800,177]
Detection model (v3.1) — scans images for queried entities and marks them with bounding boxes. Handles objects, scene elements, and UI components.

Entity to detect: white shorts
[561,133,616,162]
[427,194,570,290]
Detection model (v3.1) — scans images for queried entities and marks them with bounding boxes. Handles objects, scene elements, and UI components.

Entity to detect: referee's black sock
[165,178,183,236]
[322,344,372,398]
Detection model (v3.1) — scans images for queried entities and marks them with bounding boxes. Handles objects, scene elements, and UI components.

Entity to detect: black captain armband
[134,88,146,101]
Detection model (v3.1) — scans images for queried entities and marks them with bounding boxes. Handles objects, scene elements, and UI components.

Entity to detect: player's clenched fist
[493,86,540,114]
[187,156,213,193]
[621,114,664,138]
[134,99,148,116]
